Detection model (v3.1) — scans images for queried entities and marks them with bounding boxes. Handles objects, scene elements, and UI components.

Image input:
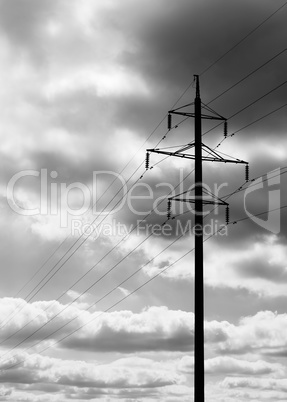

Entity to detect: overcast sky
[0,0,287,401]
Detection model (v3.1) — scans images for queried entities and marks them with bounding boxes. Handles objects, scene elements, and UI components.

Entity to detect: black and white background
[0,1,287,401]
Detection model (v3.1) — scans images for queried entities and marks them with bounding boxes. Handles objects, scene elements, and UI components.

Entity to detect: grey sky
[0,0,286,401]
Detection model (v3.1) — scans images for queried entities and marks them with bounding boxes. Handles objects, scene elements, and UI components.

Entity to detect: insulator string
[145,152,150,170]
[168,113,172,130]
[224,120,228,138]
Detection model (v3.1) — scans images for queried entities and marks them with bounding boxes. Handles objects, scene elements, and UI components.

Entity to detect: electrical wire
[199,2,287,77]
[12,236,69,299]
[1,161,286,367]
[230,204,287,225]
[202,81,287,139]
[5,197,287,370]
[207,48,287,105]
[5,81,192,320]
[7,1,287,315]
[1,215,230,369]
[3,162,286,357]
[0,162,146,330]
[0,229,187,361]
[12,88,284,333]
[214,102,287,150]
[0,168,195,347]
[2,0,287,374]
[171,167,287,221]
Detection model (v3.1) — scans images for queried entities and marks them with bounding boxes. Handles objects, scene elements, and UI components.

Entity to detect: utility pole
[146,75,248,401]
[194,75,204,402]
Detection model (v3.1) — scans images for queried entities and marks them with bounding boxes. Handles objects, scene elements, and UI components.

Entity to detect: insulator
[167,199,172,219]
[168,113,172,130]
[245,164,249,182]
[224,120,228,138]
[145,152,150,170]
[225,206,230,225]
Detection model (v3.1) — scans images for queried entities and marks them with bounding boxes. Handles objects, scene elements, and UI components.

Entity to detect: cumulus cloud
[208,311,287,356]
[204,235,287,296]
[221,376,287,392]
[0,352,188,401]
[205,356,285,377]
[0,353,184,388]
[0,300,193,353]
[2,298,287,360]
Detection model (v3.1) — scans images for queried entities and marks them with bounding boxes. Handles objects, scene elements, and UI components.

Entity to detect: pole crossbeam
[147,147,248,164]
[169,198,228,206]
[168,110,225,120]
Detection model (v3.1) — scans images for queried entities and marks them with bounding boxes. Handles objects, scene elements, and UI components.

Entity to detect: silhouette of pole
[194,74,204,402]
[146,75,248,402]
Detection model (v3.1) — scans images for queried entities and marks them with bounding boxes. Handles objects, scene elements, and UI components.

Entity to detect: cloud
[205,356,284,377]
[204,235,287,296]
[178,354,285,377]
[209,311,287,356]
[0,352,187,401]
[0,1,287,400]
[221,376,287,392]
[3,297,287,364]
[0,300,194,353]
[61,305,194,353]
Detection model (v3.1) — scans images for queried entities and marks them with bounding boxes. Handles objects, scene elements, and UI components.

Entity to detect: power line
[2,158,286,368]
[171,167,287,221]
[3,162,285,362]
[0,230,186,361]
[7,0,287,304]
[3,92,285,345]
[229,80,287,120]
[4,9,287,355]
[8,2,286,316]
[25,79,286,309]
[2,0,287,382]
[229,102,287,137]
[3,72,285,357]
[199,2,287,77]
[0,168,195,345]
[213,101,287,150]
[203,83,287,139]
[5,88,190,319]
[0,162,145,329]
[12,236,69,299]
[5,200,287,370]
[207,48,287,106]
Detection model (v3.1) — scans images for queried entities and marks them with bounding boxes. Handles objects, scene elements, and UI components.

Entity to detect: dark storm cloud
[116,0,280,87]
[114,0,287,114]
